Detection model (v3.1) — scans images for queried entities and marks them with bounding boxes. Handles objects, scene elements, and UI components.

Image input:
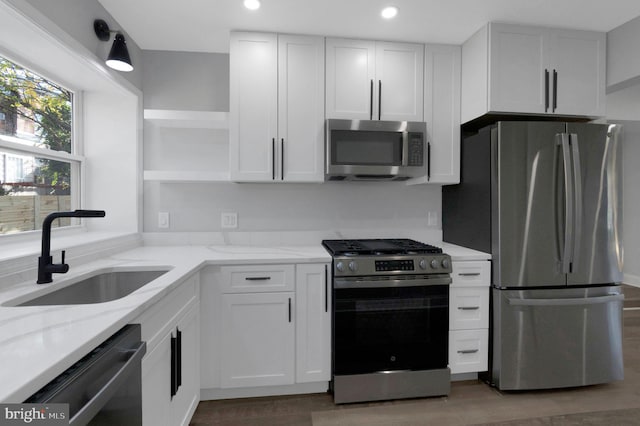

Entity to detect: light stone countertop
[0,241,488,403]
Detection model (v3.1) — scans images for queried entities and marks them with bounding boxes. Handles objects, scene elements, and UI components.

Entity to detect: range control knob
[430,259,439,269]
[419,259,427,270]
[336,261,345,272]
[348,261,358,272]
[441,258,450,269]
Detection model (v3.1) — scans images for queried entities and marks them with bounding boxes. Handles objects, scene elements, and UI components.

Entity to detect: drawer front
[451,261,491,287]
[136,273,199,352]
[449,329,488,374]
[219,264,295,293]
[449,287,489,330]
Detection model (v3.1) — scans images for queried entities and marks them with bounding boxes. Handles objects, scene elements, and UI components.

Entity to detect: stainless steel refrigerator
[443,121,624,390]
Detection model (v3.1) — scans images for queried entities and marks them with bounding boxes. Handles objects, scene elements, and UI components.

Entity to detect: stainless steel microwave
[325,119,427,181]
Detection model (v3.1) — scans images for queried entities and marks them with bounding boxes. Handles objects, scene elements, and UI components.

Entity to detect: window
[0,56,82,235]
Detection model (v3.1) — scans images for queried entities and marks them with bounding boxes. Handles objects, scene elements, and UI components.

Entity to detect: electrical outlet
[158,212,170,229]
[428,211,438,226]
[221,212,238,229]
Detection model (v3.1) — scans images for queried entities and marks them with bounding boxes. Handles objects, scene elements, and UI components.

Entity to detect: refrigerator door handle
[560,133,574,274]
[508,294,624,307]
[570,133,582,268]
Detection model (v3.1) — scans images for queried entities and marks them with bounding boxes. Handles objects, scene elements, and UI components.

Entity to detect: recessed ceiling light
[381,6,398,19]
[244,0,260,10]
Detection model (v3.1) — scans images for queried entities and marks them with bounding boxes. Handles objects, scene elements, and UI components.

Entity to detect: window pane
[0,56,73,153]
[0,151,73,234]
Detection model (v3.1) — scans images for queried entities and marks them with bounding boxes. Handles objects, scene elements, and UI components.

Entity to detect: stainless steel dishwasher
[26,324,146,426]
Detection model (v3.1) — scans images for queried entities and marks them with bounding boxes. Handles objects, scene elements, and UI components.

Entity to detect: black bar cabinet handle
[427,142,431,180]
[245,276,271,281]
[369,79,373,120]
[324,264,328,313]
[288,298,292,323]
[458,349,479,354]
[544,69,549,112]
[170,334,177,398]
[176,328,182,389]
[281,138,284,181]
[553,69,558,112]
[378,80,382,120]
[271,138,276,180]
[458,306,480,311]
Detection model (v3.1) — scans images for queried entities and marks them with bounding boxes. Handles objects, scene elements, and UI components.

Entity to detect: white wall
[142,50,441,237]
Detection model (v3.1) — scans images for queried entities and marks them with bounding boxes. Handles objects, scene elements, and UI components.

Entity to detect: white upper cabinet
[230,32,324,182]
[326,38,424,121]
[461,23,605,123]
[423,44,461,184]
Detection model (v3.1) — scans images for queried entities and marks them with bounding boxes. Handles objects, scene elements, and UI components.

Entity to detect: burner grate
[322,238,442,256]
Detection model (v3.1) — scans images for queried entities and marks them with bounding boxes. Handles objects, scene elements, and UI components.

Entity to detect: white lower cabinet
[137,273,200,426]
[201,262,330,398]
[219,292,295,388]
[449,260,490,375]
[295,264,331,383]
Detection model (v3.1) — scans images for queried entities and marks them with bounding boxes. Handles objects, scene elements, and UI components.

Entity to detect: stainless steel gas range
[322,239,452,404]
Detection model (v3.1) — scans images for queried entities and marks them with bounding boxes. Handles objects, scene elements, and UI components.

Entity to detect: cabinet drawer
[451,261,490,287]
[449,287,489,330]
[449,329,488,374]
[219,264,295,293]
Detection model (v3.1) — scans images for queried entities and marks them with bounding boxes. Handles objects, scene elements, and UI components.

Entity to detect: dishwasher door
[490,286,624,390]
[27,324,146,426]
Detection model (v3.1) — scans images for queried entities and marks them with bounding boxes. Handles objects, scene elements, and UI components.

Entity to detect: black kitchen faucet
[37,210,106,284]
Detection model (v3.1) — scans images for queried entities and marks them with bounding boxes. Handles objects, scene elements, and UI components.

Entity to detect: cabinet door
[278,35,325,182]
[142,332,172,426]
[424,44,460,184]
[375,42,424,121]
[325,38,376,119]
[489,24,548,114]
[220,292,295,388]
[295,263,331,383]
[230,32,277,181]
[171,304,200,426]
[550,29,605,117]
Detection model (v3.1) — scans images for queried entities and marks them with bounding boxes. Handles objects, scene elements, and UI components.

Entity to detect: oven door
[333,277,449,376]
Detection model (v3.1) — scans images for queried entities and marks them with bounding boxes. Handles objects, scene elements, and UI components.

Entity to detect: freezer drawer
[491,286,624,390]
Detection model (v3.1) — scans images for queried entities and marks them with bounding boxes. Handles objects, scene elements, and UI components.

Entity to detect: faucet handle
[61,250,66,265]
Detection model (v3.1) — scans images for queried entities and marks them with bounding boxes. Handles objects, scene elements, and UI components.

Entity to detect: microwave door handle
[402,132,409,166]
[427,141,431,180]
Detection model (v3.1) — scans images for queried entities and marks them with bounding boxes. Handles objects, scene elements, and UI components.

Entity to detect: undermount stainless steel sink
[15,269,170,306]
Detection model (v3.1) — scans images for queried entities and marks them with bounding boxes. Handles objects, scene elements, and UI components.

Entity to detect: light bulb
[244,0,261,10]
[381,6,398,19]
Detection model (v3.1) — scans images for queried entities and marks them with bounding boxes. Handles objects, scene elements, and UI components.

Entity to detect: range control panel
[333,254,452,277]
[375,259,414,272]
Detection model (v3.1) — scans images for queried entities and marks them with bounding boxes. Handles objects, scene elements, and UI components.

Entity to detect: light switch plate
[158,212,170,229]
[221,212,238,229]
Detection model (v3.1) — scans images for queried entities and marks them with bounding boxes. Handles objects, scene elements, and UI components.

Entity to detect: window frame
[0,53,85,237]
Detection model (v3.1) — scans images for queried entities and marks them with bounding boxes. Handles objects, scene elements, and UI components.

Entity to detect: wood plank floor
[190,285,640,425]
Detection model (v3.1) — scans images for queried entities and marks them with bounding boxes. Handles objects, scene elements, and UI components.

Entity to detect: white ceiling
[98,0,640,53]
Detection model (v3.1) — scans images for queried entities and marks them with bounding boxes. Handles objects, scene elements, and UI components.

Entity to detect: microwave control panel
[407,133,424,166]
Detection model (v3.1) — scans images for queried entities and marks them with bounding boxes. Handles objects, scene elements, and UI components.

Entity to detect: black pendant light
[93,19,133,72]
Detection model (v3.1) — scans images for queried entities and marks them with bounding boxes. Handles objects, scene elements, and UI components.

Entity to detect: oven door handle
[334,276,451,289]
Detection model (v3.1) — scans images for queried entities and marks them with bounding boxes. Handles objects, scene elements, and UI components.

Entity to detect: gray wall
[142,50,441,235]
